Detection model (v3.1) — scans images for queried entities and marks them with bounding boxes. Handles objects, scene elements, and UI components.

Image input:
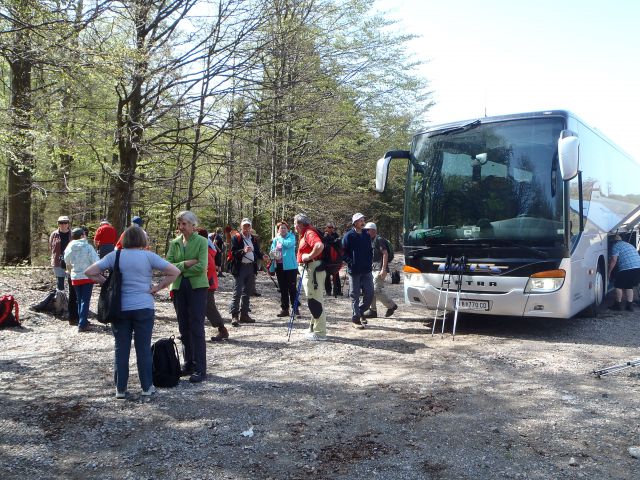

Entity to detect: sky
[375,0,640,159]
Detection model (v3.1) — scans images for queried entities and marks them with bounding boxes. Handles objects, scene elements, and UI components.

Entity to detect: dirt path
[1,260,639,479]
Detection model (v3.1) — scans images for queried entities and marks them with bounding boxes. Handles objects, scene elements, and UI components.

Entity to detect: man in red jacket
[94,220,117,258]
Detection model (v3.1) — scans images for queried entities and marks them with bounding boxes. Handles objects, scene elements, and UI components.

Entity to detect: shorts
[613,268,640,289]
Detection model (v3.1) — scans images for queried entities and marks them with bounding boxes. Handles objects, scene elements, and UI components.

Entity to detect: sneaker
[352,319,365,330]
[625,302,635,312]
[276,309,290,318]
[304,331,327,341]
[189,372,206,383]
[180,364,195,377]
[231,316,240,327]
[360,317,368,325]
[141,385,156,397]
[115,390,126,399]
[385,304,398,317]
[362,310,378,318]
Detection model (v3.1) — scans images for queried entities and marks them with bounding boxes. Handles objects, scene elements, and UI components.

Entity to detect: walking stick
[287,264,307,341]
[263,265,280,292]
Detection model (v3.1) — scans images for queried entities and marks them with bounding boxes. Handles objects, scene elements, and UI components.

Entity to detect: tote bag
[97,249,122,324]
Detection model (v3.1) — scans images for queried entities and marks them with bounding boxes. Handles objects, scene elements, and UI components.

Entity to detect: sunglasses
[58,221,69,224]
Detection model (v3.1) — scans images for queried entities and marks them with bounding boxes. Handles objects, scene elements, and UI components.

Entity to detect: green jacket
[166,233,209,290]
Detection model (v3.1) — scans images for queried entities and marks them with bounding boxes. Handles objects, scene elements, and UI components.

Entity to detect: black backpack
[151,337,181,388]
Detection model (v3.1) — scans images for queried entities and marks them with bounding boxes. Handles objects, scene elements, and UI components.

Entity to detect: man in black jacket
[228,218,268,326]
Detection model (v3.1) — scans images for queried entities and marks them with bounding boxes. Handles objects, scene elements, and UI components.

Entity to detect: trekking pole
[451,255,467,340]
[593,358,640,377]
[287,264,307,341]
[432,255,452,336]
[264,266,280,292]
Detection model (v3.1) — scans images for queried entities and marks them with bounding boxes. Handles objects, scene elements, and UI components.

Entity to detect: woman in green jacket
[167,211,209,383]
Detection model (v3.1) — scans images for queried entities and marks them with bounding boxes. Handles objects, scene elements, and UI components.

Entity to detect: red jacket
[206,246,219,291]
[94,223,117,247]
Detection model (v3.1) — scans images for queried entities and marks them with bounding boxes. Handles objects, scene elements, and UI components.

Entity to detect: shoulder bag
[97,249,123,324]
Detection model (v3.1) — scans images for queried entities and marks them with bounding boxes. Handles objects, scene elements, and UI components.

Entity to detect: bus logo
[434,262,507,274]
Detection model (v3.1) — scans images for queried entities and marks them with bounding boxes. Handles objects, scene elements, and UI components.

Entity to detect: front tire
[582,264,605,318]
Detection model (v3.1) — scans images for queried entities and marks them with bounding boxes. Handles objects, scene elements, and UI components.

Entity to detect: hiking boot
[141,385,156,397]
[362,310,377,319]
[189,372,206,383]
[276,309,290,318]
[115,390,127,400]
[211,326,229,342]
[251,291,262,297]
[78,324,90,333]
[240,313,255,324]
[294,308,301,318]
[609,302,623,311]
[352,318,365,329]
[360,316,368,325]
[625,302,635,312]
[385,304,398,317]
[180,364,195,377]
[231,315,240,327]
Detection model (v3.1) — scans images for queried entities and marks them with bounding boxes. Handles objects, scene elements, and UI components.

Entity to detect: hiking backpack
[306,228,343,275]
[151,336,181,388]
[0,295,22,329]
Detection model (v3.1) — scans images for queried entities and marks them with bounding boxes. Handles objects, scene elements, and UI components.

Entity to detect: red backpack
[0,295,22,329]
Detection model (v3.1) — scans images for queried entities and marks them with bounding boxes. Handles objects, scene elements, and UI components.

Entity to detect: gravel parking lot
[1,260,639,479]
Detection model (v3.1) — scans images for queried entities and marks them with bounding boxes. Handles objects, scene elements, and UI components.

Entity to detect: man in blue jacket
[342,212,374,329]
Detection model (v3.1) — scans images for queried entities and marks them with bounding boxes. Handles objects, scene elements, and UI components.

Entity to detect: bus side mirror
[558,135,579,180]
[375,150,410,192]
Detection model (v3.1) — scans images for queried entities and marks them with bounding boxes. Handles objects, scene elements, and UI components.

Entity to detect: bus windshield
[405,117,566,251]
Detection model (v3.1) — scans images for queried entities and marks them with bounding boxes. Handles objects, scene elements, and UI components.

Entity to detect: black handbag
[97,249,122,324]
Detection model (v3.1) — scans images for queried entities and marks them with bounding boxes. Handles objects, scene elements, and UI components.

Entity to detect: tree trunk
[3,4,34,265]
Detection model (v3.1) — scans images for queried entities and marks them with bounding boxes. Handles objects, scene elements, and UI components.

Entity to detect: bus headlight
[524,269,565,293]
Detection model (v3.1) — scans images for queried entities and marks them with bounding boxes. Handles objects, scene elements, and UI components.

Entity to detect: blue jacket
[269,231,298,271]
[342,228,372,274]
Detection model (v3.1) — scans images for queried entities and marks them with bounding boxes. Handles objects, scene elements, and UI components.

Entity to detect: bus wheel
[582,265,605,318]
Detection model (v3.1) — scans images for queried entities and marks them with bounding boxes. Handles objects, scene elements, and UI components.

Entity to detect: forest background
[0,0,431,264]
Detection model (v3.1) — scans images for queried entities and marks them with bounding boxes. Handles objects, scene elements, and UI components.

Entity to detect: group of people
[48,210,399,399]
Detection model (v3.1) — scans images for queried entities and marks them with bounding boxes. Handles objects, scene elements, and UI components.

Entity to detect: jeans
[275,264,297,310]
[112,308,155,392]
[348,271,374,321]
[206,290,224,328]
[230,263,255,316]
[174,278,208,374]
[73,283,94,328]
[98,244,115,258]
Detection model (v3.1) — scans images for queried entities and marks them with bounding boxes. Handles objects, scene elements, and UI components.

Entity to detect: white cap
[352,212,365,224]
[240,218,252,227]
[364,222,377,230]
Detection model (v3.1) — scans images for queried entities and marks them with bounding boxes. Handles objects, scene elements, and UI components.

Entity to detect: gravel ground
[1,257,639,479]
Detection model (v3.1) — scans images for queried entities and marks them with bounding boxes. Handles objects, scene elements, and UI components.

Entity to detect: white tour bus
[376,110,640,318]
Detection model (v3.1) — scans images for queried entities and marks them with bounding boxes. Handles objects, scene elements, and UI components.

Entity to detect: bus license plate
[457,299,490,311]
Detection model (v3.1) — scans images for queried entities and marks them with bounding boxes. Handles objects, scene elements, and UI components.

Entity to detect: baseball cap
[364,222,377,230]
[100,219,109,225]
[132,216,144,226]
[71,227,85,238]
[57,215,70,223]
[240,218,252,227]
[352,212,365,224]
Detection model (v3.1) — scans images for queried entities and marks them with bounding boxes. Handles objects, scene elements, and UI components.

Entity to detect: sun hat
[57,215,70,223]
[364,222,377,230]
[351,213,365,224]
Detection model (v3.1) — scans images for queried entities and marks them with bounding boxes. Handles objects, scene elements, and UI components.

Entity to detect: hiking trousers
[300,260,326,336]
[371,270,395,311]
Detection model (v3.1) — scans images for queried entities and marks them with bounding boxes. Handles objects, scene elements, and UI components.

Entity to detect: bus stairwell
[431,255,467,339]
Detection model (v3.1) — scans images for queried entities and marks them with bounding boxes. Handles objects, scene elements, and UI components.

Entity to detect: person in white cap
[363,222,398,318]
[228,218,268,326]
[341,212,374,329]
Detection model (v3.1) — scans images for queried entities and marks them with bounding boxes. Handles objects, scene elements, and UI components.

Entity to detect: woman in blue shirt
[86,226,179,399]
[269,221,298,317]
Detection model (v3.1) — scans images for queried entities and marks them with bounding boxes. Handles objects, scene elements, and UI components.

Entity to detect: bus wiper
[428,120,481,138]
